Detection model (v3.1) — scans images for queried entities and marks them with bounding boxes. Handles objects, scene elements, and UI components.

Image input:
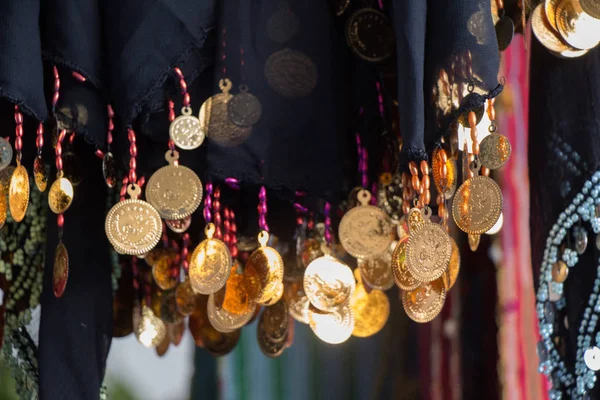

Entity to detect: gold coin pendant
[402,278,446,323]
[391,240,421,291]
[48,176,74,214]
[169,106,205,150]
[479,132,512,170]
[244,231,284,304]
[189,224,232,294]
[350,283,390,338]
[452,175,503,234]
[405,221,452,282]
[303,255,355,311]
[9,165,29,222]
[33,157,48,192]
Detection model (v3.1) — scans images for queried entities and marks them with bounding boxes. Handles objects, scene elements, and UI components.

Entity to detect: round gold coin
[358,251,394,291]
[479,133,512,170]
[452,175,503,235]
[135,304,167,348]
[207,292,254,333]
[262,300,289,343]
[283,280,310,324]
[48,177,74,214]
[350,283,389,338]
[176,280,196,316]
[401,278,446,323]
[244,232,284,304]
[105,199,162,255]
[405,222,452,282]
[257,315,287,358]
[169,107,205,150]
[261,282,284,306]
[432,149,457,199]
[552,260,569,283]
[189,237,232,294]
[200,79,252,147]
[0,166,12,228]
[308,305,355,344]
[221,263,256,316]
[556,0,600,50]
[545,0,562,31]
[532,4,574,53]
[53,241,69,298]
[339,201,392,259]
[146,161,203,220]
[33,157,47,192]
[391,240,421,291]
[303,255,355,311]
[8,165,29,222]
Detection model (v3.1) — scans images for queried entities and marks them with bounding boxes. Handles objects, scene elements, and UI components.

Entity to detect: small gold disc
[262,300,289,343]
[358,251,394,291]
[169,107,205,150]
[401,278,446,323]
[556,0,600,50]
[261,282,284,306]
[8,165,29,222]
[207,292,254,333]
[53,241,69,298]
[168,321,186,346]
[220,263,256,316]
[479,133,512,170]
[48,177,74,214]
[452,175,503,235]
[33,157,47,192]
[339,191,393,259]
[532,4,574,53]
[243,231,284,304]
[391,240,421,291]
[283,280,310,324]
[405,222,452,282]
[189,236,232,295]
[350,283,389,338]
[257,313,287,358]
[308,305,355,344]
[146,156,203,220]
[304,255,355,311]
[0,138,13,171]
[545,0,561,31]
[175,280,196,316]
[552,260,569,283]
[105,198,162,255]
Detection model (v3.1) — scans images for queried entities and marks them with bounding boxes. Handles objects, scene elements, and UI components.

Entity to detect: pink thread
[213,186,222,239]
[203,182,213,223]
[173,68,190,107]
[375,81,385,119]
[324,202,333,246]
[225,177,240,190]
[181,233,190,273]
[258,186,269,232]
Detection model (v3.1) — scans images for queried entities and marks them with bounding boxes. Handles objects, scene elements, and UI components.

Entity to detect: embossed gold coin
[401,278,446,323]
[105,184,162,255]
[33,157,47,192]
[257,314,287,358]
[9,165,29,222]
[308,305,355,344]
[200,78,252,147]
[405,220,451,282]
[189,223,232,294]
[391,240,421,291]
[581,0,600,18]
[135,304,167,348]
[53,241,69,298]
[169,106,205,150]
[283,280,310,324]
[243,231,284,304]
[207,292,254,333]
[350,282,389,337]
[304,255,355,311]
[556,0,600,50]
[146,151,203,220]
[358,250,394,291]
[48,176,74,214]
[407,207,426,232]
[479,133,512,170]
[453,175,503,234]
[339,190,393,259]
[262,282,284,306]
[175,279,196,316]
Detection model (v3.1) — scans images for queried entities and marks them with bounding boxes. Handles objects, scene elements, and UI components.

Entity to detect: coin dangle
[9,163,30,223]
[405,207,452,282]
[105,183,162,256]
[0,166,14,228]
[48,171,74,214]
[303,250,355,312]
[479,132,512,170]
[452,159,503,235]
[189,223,232,294]
[339,189,393,259]
[243,230,285,304]
[227,84,263,127]
[401,278,447,323]
[169,106,205,150]
[146,150,203,221]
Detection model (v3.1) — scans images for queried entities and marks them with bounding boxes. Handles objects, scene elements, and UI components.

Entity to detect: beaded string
[240,46,246,84]
[220,28,228,77]
[161,222,169,248]
[55,129,67,239]
[167,99,177,156]
[324,202,333,248]
[203,182,213,224]
[223,207,239,259]
[14,106,24,166]
[52,66,60,112]
[356,133,368,189]
[119,177,129,202]
[127,128,138,191]
[375,81,385,120]
[181,233,190,275]
[467,111,478,179]
[435,149,449,227]
[35,122,44,162]
[213,186,223,239]
[258,186,269,232]
[173,68,191,109]
[170,239,181,280]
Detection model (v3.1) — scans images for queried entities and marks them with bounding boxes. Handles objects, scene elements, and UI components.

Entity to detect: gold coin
[339,190,393,259]
[458,105,484,127]
[301,238,324,268]
[243,231,284,304]
[308,305,355,344]
[545,0,561,31]
[552,260,569,283]
[262,300,289,343]
[479,133,512,170]
[202,326,241,357]
[358,251,394,291]
[401,278,446,323]
[175,280,196,316]
[257,314,287,358]
[283,280,310,324]
[405,221,452,282]
[48,177,74,214]
[581,0,600,18]
[53,241,69,298]
[8,165,29,222]
[432,149,457,199]
[350,283,389,337]
[135,304,167,348]
[468,234,481,251]
[33,157,47,192]
[443,238,460,290]
[105,199,162,255]
[200,78,252,147]
[207,292,254,333]
[407,208,426,232]
[221,263,256,316]
[189,226,232,294]
[452,175,503,235]
[262,282,284,306]
[151,258,177,291]
[0,166,12,228]
[303,255,355,311]
[391,240,421,291]
[532,3,574,53]
[169,107,205,150]
[155,332,170,357]
[556,0,600,50]
[146,153,203,220]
